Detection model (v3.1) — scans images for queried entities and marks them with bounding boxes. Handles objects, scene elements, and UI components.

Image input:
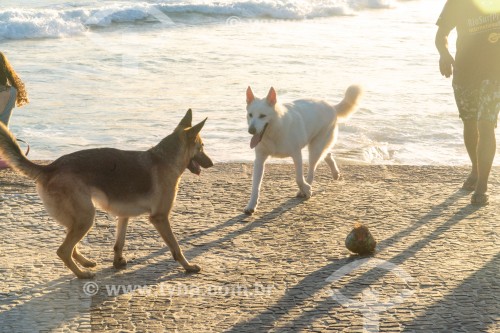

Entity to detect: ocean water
[1,0,498,165]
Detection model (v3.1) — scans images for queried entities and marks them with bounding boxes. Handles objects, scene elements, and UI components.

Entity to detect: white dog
[244,85,362,215]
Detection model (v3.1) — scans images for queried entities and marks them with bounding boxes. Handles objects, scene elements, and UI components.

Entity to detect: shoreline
[1,162,496,201]
[3,159,483,166]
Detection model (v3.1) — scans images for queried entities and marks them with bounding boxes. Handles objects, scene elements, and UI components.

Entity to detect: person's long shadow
[403,252,499,332]
[226,190,480,332]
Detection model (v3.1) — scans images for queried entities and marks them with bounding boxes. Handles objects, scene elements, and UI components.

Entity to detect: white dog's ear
[266,87,277,106]
[246,86,255,105]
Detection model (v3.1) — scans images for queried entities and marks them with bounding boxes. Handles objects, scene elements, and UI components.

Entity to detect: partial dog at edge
[0,109,213,279]
[244,85,362,215]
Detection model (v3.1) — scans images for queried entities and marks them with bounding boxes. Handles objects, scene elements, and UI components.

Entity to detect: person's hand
[439,52,454,78]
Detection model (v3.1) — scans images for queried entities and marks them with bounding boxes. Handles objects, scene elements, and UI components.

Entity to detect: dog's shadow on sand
[182,196,304,244]
[88,196,307,278]
[85,197,305,291]
[150,196,306,282]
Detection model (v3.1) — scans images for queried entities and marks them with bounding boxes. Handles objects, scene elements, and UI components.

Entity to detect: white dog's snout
[248,125,257,135]
[248,119,258,134]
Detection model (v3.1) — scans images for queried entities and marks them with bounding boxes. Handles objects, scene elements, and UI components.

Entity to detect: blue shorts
[452,80,500,125]
[0,86,17,126]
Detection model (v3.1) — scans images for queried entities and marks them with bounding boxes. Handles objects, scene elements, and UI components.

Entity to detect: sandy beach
[0,163,498,332]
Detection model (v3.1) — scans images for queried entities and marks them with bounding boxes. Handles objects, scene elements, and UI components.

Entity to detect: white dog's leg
[307,147,325,186]
[292,153,312,198]
[325,152,341,180]
[307,127,336,184]
[245,153,268,215]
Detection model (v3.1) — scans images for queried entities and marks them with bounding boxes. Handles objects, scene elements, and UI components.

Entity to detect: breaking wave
[0,0,412,40]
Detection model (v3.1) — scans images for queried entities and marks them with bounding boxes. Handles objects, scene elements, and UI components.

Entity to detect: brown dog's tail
[0,122,44,180]
[335,85,363,121]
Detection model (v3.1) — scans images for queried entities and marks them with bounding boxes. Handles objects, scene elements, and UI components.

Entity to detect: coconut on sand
[345,222,377,255]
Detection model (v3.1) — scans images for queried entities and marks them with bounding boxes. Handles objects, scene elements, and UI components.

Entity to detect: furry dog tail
[0,122,44,180]
[336,85,363,121]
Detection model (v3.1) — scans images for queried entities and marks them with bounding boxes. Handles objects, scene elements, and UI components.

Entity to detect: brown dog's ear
[266,87,277,106]
[178,109,193,129]
[246,86,255,105]
[185,118,207,141]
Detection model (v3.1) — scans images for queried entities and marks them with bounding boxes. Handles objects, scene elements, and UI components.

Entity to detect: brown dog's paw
[244,208,254,215]
[185,264,201,273]
[113,257,128,269]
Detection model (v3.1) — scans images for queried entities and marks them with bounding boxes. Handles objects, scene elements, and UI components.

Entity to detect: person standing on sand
[435,0,500,205]
[0,51,29,169]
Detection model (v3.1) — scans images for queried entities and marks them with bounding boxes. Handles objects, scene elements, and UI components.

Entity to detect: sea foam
[0,0,403,40]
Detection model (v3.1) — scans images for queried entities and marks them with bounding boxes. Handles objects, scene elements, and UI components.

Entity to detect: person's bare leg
[475,120,496,195]
[462,119,479,190]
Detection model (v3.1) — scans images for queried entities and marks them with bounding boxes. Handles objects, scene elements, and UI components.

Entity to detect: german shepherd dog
[0,109,213,279]
[245,85,362,215]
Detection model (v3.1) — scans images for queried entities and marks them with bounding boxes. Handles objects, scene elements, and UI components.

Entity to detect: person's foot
[461,173,477,191]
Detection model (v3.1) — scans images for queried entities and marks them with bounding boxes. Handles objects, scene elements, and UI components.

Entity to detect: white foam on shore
[0,0,407,40]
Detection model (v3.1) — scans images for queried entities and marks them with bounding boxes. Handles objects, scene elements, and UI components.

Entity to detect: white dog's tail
[336,85,363,121]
